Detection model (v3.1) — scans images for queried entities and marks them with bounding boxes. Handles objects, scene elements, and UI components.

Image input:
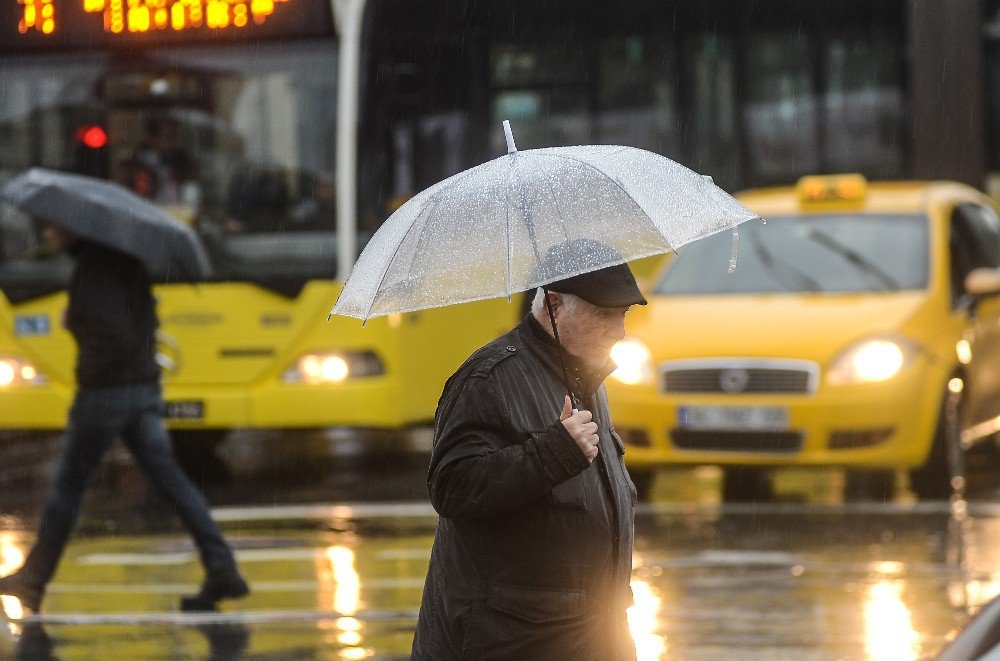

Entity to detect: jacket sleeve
[427,375,590,519]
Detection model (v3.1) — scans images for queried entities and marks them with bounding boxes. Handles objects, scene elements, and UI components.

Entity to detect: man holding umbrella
[0,169,248,613]
[328,123,758,658]
[411,240,645,660]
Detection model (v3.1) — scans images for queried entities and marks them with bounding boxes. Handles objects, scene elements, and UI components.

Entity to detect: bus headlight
[0,356,47,388]
[827,338,916,386]
[282,351,385,385]
[610,338,653,386]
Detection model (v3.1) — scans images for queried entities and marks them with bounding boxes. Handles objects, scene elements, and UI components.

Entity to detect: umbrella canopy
[331,123,758,321]
[0,168,211,280]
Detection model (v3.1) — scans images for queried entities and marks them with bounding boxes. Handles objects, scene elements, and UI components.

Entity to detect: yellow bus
[0,0,529,466]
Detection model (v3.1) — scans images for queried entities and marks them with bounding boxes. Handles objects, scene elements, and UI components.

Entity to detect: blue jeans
[20,382,236,588]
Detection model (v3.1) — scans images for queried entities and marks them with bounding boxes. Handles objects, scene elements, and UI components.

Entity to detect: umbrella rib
[542,173,571,242]
[356,158,502,320]
[393,157,503,285]
[541,151,675,253]
[504,186,513,301]
[361,192,445,321]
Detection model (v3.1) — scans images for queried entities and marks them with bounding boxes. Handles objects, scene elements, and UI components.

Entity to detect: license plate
[677,405,789,431]
[164,400,204,420]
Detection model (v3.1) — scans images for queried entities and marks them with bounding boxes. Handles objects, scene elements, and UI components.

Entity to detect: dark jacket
[65,241,160,388]
[411,315,637,661]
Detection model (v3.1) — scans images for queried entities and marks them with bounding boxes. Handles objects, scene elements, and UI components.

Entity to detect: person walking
[0,224,248,613]
[411,250,646,660]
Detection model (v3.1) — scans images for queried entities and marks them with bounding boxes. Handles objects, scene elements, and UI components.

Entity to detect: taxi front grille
[662,364,816,394]
[671,430,804,453]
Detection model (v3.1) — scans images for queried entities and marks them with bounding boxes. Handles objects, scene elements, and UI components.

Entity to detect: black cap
[541,240,647,308]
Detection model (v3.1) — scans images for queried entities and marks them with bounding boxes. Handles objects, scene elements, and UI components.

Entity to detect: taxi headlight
[610,338,653,386]
[0,356,47,388]
[827,338,916,386]
[282,351,385,385]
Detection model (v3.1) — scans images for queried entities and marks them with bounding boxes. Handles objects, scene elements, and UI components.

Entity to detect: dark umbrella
[0,168,211,280]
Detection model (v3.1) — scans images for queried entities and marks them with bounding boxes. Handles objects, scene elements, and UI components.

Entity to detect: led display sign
[2,0,331,48]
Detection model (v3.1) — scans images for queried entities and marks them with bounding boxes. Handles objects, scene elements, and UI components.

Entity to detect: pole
[331,0,367,281]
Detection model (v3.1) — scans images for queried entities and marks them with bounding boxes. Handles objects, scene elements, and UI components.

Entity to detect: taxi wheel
[909,387,965,501]
[722,467,774,502]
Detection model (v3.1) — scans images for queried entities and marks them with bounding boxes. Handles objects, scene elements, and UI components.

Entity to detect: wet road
[0,434,997,659]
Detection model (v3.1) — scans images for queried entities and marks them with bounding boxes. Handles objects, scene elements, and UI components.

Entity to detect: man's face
[553,294,630,370]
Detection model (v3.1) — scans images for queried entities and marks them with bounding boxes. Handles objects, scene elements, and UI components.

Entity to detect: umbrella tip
[503,120,517,154]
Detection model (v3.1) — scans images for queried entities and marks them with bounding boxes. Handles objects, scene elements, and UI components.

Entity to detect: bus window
[490,40,591,152]
[491,89,590,151]
[743,31,819,184]
[683,33,740,190]
[491,41,588,87]
[823,35,905,177]
[0,42,340,292]
[597,36,681,158]
[0,58,106,173]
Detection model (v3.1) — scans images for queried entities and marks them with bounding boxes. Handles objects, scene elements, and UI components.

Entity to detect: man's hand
[560,395,599,463]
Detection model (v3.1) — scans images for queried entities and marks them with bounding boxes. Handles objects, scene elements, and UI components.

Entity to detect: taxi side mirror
[964,267,1000,298]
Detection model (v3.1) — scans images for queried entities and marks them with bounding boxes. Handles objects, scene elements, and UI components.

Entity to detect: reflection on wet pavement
[3,439,1000,659]
[2,501,1000,659]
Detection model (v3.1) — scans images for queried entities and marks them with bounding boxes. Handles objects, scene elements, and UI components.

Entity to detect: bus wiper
[747,228,823,292]
[805,229,900,291]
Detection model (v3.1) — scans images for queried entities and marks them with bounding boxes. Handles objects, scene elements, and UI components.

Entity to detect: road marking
[77,546,427,566]
[211,501,437,522]
[46,578,427,594]
[375,549,432,560]
[208,500,1000,523]
[634,501,997,516]
[12,608,420,626]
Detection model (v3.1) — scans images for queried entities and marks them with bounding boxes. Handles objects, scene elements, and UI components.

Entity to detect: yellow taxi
[606,175,1000,501]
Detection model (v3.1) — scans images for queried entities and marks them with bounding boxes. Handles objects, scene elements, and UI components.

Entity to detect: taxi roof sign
[797,174,868,208]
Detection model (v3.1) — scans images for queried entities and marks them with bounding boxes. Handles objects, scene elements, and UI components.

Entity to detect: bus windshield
[655,214,930,296]
[0,41,338,301]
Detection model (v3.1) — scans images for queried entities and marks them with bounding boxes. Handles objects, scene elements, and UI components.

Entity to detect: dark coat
[411,315,638,661]
[65,241,160,388]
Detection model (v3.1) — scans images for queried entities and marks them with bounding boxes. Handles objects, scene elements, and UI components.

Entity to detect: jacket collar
[518,314,616,400]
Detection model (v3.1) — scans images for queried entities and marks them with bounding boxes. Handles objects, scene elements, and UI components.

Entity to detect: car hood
[629,292,928,363]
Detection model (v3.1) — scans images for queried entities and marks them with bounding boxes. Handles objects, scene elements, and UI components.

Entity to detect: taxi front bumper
[611,363,946,470]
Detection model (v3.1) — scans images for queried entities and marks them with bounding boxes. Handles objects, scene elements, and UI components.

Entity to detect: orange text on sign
[18,0,287,34]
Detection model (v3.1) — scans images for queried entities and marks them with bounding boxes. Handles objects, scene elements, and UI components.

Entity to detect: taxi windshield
[656,214,929,295]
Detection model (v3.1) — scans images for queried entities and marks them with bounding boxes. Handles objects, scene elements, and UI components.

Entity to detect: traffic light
[72,123,110,177]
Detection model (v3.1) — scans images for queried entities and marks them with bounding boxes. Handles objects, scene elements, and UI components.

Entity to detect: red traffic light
[75,125,108,149]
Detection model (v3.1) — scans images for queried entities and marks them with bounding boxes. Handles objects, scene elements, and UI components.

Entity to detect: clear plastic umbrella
[331,121,758,321]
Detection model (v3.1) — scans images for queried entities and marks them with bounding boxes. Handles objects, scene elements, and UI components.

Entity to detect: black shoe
[0,572,44,613]
[180,570,249,612]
